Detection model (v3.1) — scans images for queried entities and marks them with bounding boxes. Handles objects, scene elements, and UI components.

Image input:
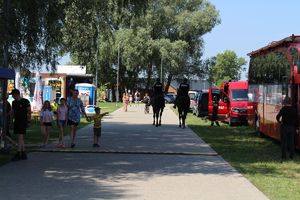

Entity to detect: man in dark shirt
[276,96,298,160]
[152,78,163,96]
[174,78,190,109]
[11,89,31,161]
[211,95,220,126]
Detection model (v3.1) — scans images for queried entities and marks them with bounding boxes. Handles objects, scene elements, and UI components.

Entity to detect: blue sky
[59,0,300,79]
[203,0,300,78]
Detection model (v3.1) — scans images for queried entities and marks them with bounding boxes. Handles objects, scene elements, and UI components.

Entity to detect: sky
[202,0,300,79]
[59,0,300,79]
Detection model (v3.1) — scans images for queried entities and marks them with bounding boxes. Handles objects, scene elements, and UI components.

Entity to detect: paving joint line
[30,149,219,156]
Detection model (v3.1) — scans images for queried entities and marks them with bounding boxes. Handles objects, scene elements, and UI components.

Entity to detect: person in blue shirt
[67,89,88,148]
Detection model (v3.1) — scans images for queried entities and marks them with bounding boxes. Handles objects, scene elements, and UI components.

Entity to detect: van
[192,90,219,117]
[208,81,250,125]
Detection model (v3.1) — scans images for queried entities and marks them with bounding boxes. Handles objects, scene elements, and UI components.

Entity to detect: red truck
[208,81,253,126]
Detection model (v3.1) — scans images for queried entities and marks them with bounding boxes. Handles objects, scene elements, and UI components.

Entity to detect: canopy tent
[0,67,15,152]
[0,68,15,79]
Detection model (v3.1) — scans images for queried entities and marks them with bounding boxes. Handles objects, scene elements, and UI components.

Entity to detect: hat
[283,96,291,105]
[10,89,20,95]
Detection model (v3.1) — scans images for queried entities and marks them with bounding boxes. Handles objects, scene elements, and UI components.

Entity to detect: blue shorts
[59,120,66,127]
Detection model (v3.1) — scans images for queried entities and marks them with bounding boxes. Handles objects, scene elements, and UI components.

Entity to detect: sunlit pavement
[0,104,269,200]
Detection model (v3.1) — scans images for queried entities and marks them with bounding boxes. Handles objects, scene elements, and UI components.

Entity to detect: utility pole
[117,42,120,103]
[160,56,163,82]
[95,14,100,89]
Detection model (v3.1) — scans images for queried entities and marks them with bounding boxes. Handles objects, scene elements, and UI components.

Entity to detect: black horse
[151,94,165,127]
[176,95,190,128]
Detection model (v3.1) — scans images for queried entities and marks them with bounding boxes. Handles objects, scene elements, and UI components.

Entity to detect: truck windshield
[231,89,248,101]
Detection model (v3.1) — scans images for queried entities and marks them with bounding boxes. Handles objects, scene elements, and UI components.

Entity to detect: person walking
[129,94,133,106]
[11,89,31,161]
[211,95,220,126]
[56,98,68,148]
[143,93,151,114]
[67,89,88,148]
[122,92,129,112]
[276,96,298,160]
[40,100,54,147]
[134,90,141,104]
[88,107,109,147]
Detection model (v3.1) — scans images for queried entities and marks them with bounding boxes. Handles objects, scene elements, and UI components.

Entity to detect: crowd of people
[2,88,109,161]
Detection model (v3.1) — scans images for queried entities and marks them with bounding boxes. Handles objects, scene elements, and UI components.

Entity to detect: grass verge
[186,113,300,200]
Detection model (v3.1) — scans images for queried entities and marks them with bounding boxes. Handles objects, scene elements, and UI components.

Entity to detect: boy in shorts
[11,89,31,161]
[88,107,108,147]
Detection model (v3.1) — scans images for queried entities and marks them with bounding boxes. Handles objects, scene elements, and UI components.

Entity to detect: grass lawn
[186,112,300,200]
[0,102,122,165]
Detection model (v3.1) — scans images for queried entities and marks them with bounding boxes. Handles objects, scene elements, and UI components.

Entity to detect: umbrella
[32,71,43,112]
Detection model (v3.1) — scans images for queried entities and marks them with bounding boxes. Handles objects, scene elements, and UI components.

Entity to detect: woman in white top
[56,98,68,148]
[40,100,54,147]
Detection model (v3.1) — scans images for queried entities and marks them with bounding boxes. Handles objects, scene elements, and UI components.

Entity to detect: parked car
[164,93,176,104]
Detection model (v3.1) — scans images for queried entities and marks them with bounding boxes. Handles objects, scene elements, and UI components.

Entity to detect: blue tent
[0,68,15,79]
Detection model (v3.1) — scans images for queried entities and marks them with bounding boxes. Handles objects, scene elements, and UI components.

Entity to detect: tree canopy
[1,0,221,98]
[208,50,247,87]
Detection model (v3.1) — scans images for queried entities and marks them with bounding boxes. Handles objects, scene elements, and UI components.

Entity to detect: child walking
[88,107,108,147]
[56,98,68,148]
[40,100,54,147]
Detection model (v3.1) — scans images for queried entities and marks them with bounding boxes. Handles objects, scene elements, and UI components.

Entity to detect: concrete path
[0,104,269,200]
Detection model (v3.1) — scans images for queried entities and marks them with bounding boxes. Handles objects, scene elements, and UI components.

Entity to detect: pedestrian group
[7,88,109,161]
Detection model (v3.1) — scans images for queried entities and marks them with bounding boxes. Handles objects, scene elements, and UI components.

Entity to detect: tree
[0,0,66,69]
[208,50,247,86]
[62,0,220,94]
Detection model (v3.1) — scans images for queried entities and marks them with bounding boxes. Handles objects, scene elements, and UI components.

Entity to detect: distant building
[168,79,211,94]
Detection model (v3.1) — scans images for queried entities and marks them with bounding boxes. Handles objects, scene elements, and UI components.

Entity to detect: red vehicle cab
[208,81,251,125]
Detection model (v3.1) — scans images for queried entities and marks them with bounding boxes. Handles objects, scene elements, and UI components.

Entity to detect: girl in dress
[40,100,54,147]
[56,98,68,148]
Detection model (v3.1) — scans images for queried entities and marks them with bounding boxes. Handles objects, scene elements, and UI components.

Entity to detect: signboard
[56,65,86,75]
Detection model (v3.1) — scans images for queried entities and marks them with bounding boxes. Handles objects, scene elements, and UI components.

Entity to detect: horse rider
[174,78,190,109]
[152,78,163,96]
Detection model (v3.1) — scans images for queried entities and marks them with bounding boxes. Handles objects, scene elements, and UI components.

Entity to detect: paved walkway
[0,104,269,200]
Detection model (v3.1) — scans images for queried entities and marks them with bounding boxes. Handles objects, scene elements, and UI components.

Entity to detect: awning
[0,67,15,79]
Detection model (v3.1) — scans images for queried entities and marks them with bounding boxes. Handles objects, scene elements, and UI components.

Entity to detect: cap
[10,89,20,95]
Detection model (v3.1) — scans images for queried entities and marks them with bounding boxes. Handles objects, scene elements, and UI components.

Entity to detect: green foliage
[1,0,220,91]
[63,0,220,90]
[208,50,247,86]
[249,52,290,84]
[0,0,66,69]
